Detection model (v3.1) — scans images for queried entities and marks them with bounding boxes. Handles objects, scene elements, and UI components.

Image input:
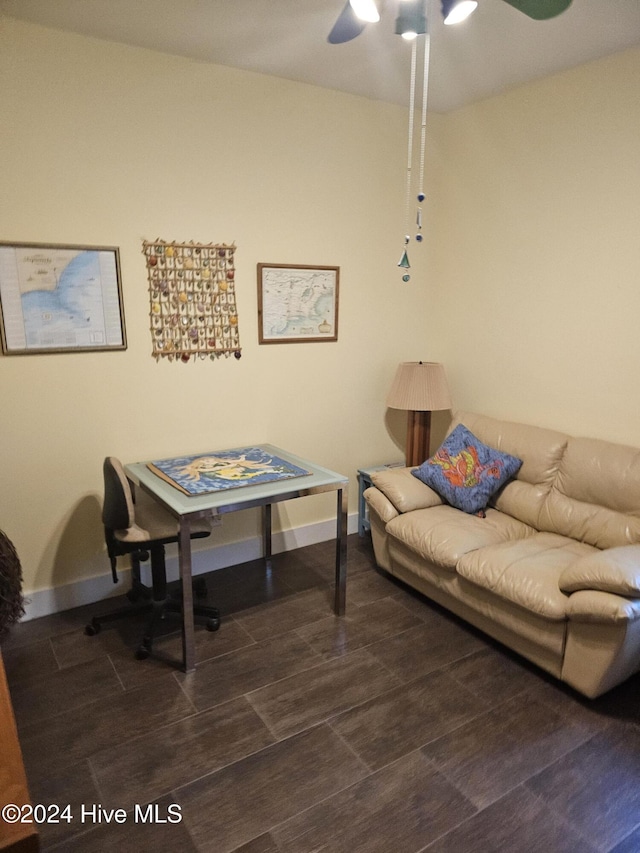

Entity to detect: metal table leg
[263,503,272,571]
[178,517,196,673]
[334,486,348,615]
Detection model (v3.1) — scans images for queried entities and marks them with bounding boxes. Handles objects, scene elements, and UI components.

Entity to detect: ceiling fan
[328,0,574,278]
[328,0,573,44]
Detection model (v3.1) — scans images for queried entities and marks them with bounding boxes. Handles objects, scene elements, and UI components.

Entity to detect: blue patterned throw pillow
[412,424,522,515]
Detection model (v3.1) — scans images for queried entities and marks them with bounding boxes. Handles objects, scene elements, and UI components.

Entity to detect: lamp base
[406,410,432,468]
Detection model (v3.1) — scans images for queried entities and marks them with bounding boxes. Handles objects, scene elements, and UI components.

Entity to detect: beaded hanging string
[416,29,431,242]
[398,39,417,280]
[398,24,431,282]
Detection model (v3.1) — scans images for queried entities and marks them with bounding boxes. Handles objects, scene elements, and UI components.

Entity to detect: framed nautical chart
[257,263,339,344]
[0,242,126,355]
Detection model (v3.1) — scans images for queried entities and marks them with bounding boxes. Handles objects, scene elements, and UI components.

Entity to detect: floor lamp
[387,361,452,467]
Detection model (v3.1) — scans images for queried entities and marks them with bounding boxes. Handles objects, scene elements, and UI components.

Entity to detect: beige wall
[430,48,640,444]
[0,19,437,598]
[1,17,639,604]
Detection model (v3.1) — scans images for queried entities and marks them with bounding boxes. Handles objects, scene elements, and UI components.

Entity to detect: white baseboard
[21,513,358,621]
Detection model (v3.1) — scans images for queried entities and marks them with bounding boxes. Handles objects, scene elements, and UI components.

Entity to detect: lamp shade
[386,362,452,412]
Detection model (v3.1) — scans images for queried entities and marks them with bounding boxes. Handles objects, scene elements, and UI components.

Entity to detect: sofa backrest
[538,436,640,549]
[449,411,567,530]
[450,412,640,549]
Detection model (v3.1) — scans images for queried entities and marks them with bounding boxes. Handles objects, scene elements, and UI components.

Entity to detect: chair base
[85,578,220,660]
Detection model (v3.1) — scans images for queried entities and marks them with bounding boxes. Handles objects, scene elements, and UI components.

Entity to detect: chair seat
[114,491,211,544]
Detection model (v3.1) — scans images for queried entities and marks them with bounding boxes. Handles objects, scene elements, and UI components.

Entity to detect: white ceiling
[1,0,640,111]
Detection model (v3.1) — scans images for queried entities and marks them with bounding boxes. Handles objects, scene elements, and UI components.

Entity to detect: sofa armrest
[363,487,399,525]
[565,589,640,624]
[559,545,640,597]
[370,467,443,514]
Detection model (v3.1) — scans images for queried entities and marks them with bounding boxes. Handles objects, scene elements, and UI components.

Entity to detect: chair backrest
[102,457,135,532]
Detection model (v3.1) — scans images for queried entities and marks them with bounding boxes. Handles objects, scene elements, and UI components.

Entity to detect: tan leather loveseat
[364,411,640,698]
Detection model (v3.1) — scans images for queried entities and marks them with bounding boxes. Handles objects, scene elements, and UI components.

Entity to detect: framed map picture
[0,242,126,355]
[257,263,339,344]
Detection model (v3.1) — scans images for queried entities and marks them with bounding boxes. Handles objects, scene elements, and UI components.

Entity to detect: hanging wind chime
[397,0,431,282]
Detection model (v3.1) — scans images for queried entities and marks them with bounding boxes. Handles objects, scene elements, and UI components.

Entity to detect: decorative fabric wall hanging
[142,239,241,363]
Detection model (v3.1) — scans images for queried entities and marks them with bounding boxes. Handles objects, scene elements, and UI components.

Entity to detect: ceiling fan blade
[499,0,573,20]
[328,1,367,44]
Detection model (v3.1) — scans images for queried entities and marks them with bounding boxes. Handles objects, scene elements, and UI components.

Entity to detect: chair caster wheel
[205,618,220,632]
[135,645,150,660]
[85,622,100,636]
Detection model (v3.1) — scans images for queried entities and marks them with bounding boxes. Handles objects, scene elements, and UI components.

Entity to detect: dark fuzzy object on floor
[0,529,24,640]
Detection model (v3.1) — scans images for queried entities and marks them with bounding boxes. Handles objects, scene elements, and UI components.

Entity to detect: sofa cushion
[412,424,523,515]
[386,539,567,658]
[456,533,597,621]
[449,412,568,530]
[559,545,640,597]
[538,436,640,549]
[385,505,535,571]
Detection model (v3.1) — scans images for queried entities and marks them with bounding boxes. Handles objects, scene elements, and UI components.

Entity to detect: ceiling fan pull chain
[399,38,418,281]
[416,31,431,243]
[404,38,417,234]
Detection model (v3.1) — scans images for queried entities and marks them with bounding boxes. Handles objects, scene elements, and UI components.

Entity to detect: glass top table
[125,444,349,672]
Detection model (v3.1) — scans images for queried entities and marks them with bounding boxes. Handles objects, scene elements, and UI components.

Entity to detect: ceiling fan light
[442,0,478,25]
[349,0,380,23]
[395,0,427,38]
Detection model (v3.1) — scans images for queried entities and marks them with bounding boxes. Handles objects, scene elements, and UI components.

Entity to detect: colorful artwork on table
[148,447,311,495]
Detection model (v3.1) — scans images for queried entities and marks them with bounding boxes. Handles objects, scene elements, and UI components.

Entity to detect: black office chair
[85,456,220,660]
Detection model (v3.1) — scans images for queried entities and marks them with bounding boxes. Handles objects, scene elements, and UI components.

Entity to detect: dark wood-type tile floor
[4,535,640,852]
